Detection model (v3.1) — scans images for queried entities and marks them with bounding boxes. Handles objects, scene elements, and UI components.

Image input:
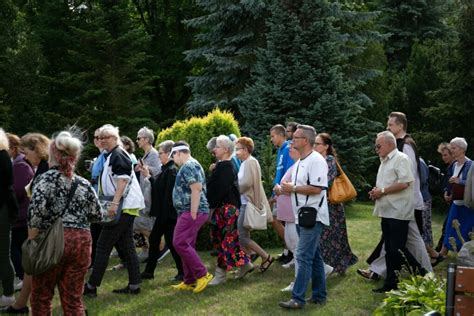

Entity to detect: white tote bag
[243,201,268,230]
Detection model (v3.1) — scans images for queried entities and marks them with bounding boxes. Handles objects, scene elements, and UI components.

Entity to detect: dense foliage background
[1,0,473,192]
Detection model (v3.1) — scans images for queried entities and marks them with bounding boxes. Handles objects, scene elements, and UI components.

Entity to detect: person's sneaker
[276,253,288,263]
[235,262,254,279]
[171,282,196,291]
[0,305,29,314]
[110,263,127,271]
[324,264,334,278]
[112,286,140,295]
[193,272,213,293]
[157,247,170,263]
[140,271,154,280]
[83,284,97,298]
[282,258,295,269]
[0,296,15,307]
[14,278,23,292]
[280,251,294,265]
[279,299,304,309]
[305,297,327,305]
[280,282,294,292]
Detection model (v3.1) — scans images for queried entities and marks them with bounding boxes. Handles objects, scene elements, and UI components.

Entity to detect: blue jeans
[291,222,326,305]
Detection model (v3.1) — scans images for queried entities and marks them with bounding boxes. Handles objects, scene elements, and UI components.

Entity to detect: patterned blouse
[28,168,103,230]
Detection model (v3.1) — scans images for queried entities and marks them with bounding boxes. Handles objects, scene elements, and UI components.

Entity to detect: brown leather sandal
[259,255,274,273]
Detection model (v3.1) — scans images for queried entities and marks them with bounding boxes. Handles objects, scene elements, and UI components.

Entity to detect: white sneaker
[282,259,295,269]
[324,264,334,278]
[280,282,294,292]
[0,295,15,307]
[14,278,23,291]
[157,248,170,263]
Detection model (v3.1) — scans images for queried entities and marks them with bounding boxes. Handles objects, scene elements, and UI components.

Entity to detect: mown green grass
[45,203,450,315]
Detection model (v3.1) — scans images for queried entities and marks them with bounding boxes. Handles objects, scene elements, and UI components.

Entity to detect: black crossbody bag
[294,162,325,228]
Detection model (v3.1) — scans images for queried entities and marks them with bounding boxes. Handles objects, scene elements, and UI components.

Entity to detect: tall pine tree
[184,0,268,115]
[240,0,378,186]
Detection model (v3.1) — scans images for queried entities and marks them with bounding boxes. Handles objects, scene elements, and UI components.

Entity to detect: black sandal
[260,255,274,272]
[431,254,446,267]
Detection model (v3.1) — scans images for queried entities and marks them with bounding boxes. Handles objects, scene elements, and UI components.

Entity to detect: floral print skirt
[320,203,358,274]
[210,204,250,271]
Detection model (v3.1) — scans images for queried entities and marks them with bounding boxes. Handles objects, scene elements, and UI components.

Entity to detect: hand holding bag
[328,161,357,204]
[22,179,78,276]
[99,173,133,226]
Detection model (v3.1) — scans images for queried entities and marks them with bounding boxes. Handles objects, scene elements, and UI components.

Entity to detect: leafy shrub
[374,273,446,316]
[156,109,240,173]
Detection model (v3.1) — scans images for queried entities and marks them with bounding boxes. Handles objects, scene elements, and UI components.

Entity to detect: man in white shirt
[370,131,424,293]
[279,125,329,309]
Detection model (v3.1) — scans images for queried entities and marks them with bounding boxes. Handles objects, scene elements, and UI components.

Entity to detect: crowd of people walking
[0,110,473,314]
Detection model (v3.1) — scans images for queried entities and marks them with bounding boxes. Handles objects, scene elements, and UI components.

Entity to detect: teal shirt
[173,158,209,215]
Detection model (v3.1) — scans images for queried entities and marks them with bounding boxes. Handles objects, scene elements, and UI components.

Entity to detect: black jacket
[149,160,178,222]
[0,150,19,223]
[206,160,241,209]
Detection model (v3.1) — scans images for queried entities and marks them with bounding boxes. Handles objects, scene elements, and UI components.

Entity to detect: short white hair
[377,131,396,146]
[0,128,9,151]
[216,135,235,153]
[137,126,155,145]
[450,137,468,152]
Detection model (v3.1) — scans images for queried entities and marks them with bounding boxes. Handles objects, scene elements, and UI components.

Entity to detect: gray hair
[99,124,122,146]
[0,128,9,151]
[450,137,468,152]
[158,140,174,153]
[206,136,217,151]
[377,131,396,146]
[137,126,155,145]
[296,124,316,146]
[216,135,235,153]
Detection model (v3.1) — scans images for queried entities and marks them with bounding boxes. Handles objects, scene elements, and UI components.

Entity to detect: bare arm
[108,178,128,216]
[190,182,202,220]
[369,182,410,200]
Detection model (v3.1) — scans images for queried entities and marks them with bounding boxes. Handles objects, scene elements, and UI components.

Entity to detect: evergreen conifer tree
[184,0,268,115]
[378,0,447,69]
[240,0,378,185]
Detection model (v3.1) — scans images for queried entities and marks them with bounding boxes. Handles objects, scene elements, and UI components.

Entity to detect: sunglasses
[374,144,382,150]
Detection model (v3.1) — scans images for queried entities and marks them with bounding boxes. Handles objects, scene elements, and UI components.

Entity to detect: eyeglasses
[374,144,382,150]
[99,135,113,140]
[136,137,143,142]
[93,136,100,140]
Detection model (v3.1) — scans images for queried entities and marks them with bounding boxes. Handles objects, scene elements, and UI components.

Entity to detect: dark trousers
[435,213,449,251]
[89,213,141,287]
[0,205,14,296]
[10,226,28,279]
[90,223,102,267]
[414,209,423,235]
[144,218,183,276]
[382,217,424,288]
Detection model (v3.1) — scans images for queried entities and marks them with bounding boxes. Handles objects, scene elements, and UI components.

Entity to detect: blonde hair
[0,128,8,151]
[21,133,51,160]
[49,131,82,177]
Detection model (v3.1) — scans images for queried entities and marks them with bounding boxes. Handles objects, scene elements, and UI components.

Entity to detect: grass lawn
[47,202,449,315]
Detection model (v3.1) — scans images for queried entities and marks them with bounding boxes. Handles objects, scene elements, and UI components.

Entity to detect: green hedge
[156,109,240,171]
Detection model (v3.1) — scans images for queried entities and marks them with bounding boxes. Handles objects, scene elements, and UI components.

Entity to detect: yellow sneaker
[193,272,213,293]
[171,282,196,291]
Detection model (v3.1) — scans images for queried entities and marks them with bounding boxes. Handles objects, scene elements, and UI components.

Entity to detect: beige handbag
[328,161,357,204]
[243,201,269,230]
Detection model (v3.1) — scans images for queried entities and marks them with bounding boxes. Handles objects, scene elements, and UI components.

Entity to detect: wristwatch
[381,187,385,195]
[293,185,297,193]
